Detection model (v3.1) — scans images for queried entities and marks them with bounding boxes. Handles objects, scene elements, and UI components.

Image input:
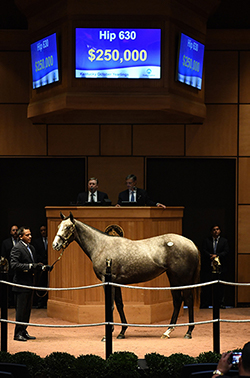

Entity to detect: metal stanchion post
[212,257,221,354]
[1,257,9,352]
[105,259,112,359]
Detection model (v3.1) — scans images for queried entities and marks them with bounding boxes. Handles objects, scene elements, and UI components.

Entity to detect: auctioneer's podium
[46,206,184,324]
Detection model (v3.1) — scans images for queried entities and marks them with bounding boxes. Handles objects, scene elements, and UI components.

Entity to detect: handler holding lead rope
[10,226,52,342]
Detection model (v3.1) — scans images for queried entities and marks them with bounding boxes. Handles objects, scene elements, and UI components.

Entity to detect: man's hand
[32,263,43,271]
[216,352,233,375]
[42,265,53,272]
[156,203,166,209]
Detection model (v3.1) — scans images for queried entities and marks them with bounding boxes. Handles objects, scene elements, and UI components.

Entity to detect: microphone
[90,187,94,193]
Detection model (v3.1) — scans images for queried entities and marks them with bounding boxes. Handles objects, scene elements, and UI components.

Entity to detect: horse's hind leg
[161,290,183,339]
[183,289,194,339]
[114,286,128,339]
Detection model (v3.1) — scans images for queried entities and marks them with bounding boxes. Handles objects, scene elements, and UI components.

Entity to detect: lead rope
[35,247,65,299]
[36,222,76,299]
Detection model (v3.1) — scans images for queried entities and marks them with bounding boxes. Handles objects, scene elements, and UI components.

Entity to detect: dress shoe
[24,333,36,340]
[14,335,27,342]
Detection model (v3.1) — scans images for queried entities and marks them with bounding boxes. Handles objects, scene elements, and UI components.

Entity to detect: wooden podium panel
[46,206,184,324]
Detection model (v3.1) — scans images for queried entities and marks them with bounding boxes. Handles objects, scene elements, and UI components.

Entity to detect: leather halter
[56,223,76,249]
[51,223,76,268]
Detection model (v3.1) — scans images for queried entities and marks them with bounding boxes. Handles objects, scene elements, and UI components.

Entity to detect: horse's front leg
[183,289,194,339]
[114,286,128,339]
[161,290,182,339]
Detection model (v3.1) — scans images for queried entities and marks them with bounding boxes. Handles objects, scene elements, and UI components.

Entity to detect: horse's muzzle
[52,237,62,251]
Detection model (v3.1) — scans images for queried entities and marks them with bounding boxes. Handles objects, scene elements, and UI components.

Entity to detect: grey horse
[52,212,200,339]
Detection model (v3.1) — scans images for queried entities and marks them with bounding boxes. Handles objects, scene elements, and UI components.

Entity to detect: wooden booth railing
[46,206,184,324]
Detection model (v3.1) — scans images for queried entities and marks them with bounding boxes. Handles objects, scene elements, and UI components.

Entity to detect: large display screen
[75,28,161,79]
[176,33,205,90]
[30,33,59,89]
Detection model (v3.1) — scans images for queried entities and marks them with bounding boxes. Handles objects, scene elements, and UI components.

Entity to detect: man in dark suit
[1,225,19,307]
[1,225,19,262]
[77,177,109,205]
[116,174,166,208]
[200,224,229,308]
[32,225,48,308]
[10,226,51,341]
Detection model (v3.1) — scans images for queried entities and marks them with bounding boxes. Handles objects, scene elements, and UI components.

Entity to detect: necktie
[214,239,218,253]
[43,237,47,251]
[27,245,34,262]
[91,193,95,202]
[131,191,134,202]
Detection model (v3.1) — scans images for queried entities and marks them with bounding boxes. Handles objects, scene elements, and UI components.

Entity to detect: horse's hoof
[117,333,125,339]
[101,336,106,342]
[161,334,170,339]
[161,327,175,339]
[184,333,192,339]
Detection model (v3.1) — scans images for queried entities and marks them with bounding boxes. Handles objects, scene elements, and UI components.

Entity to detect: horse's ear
[69,212,75,223]
[60,212,66,220]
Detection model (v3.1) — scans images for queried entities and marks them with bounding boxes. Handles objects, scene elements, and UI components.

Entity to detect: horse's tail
[192,249,201,307]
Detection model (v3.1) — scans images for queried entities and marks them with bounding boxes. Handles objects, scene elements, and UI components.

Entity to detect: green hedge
[0,349,240,378]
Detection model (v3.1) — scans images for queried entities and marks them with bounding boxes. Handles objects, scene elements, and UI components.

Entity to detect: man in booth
[77,177,109,205]
[116,174,166,208]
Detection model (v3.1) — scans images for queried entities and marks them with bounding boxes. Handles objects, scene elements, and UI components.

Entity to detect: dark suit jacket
[1,237,15,261]
[77,190,108,205]
[201,236,229,273]
[32,237,47,265]
[10,241,38,292]
[117,188,157,206]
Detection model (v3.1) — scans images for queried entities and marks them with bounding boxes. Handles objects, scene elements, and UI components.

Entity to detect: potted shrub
[167,353,197,378]
[0,351,12,363]
[43,352,76,378]
[145,352,172,378]
[196,351,221,363]
[105,351,140,378]
[12,351,45,377]
[75,354,106,377]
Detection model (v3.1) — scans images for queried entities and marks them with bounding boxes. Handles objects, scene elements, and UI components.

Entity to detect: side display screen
[176,33,205,90]
[30,33,59,89]
[75,28,161,79]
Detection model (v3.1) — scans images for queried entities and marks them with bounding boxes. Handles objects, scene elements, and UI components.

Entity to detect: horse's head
[52,212,76,251]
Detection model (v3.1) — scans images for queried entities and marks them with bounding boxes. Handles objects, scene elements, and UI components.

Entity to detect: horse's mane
[75,218,120,238]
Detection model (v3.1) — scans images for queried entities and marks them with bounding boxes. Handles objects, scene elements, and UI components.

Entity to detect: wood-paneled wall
[1,28,250,304]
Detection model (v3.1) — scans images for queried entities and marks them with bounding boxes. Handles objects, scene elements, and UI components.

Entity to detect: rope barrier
[219,280,250,287]
[1,317,250,329]
[111,281,217,290]
[0,319,106,328]
[0,280,105,291]
[1,279,250,292]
